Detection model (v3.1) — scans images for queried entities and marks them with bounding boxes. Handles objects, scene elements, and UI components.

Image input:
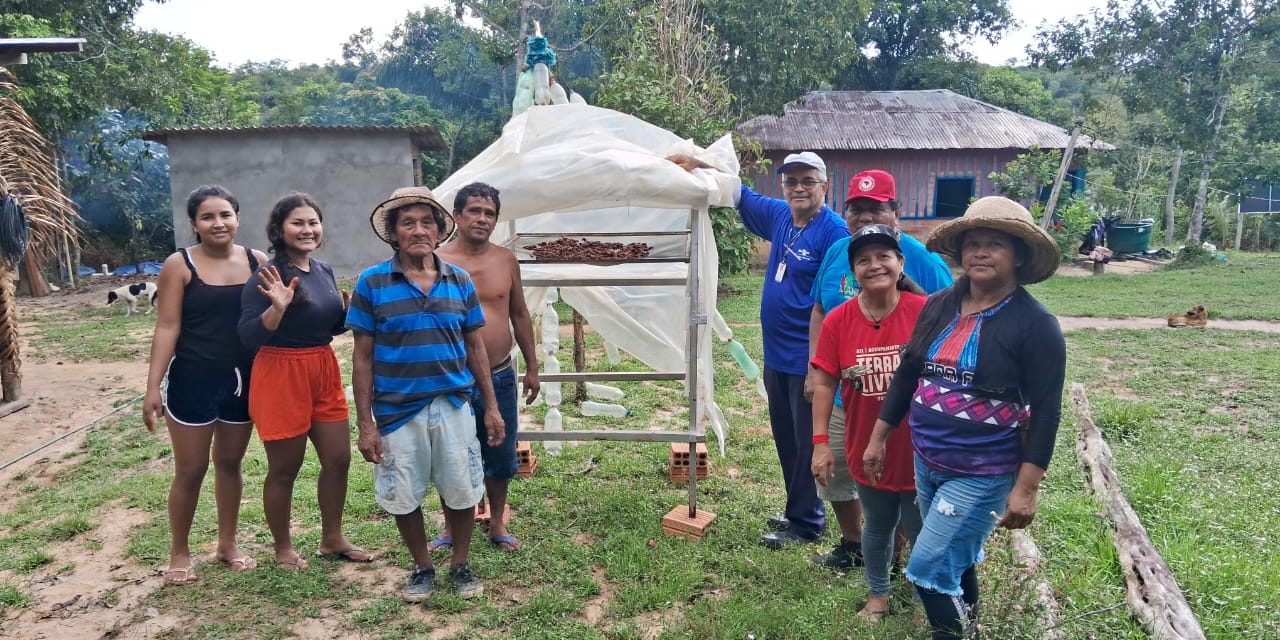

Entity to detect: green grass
[29,305,157,362]
[1035,328,1280,639]
[0,583,29,608]
[1029,251,1280,320]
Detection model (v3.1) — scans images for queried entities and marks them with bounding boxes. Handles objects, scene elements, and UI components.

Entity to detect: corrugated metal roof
[737,90,1113,152]
[142,124,446,152]
[0,38,86,54]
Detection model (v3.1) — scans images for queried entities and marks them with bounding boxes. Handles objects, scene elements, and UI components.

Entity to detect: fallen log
[1070,383,1206,640]
[1009,529,1064,640]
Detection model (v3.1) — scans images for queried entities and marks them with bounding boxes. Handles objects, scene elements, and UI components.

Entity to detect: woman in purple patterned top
[862,197,1066,640]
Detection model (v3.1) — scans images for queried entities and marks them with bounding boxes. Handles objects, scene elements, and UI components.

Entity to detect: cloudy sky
[133,0,1110,69]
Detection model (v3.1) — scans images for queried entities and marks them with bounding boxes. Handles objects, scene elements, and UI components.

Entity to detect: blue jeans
[763,367,824,537]
[472,366,520,480]
[855,482,922,597]
[906,456,1014,596]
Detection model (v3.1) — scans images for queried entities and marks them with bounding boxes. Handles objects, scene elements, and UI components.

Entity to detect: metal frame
[517,209,708,516]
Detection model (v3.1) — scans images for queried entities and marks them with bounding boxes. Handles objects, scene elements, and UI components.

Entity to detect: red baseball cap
[845,170,896,204]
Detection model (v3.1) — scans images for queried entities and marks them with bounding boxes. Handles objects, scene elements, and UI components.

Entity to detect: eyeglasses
[782,178,825,189]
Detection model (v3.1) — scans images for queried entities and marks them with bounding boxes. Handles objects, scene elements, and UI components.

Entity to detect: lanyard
[783,222,808,259]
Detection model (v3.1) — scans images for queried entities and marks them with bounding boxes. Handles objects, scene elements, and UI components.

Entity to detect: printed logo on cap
[859,176,876,192]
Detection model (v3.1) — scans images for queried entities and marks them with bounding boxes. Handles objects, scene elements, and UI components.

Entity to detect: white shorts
[374,397,485,514]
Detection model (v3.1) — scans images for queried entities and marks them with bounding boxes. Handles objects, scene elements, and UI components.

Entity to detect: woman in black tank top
[143,185,269,584]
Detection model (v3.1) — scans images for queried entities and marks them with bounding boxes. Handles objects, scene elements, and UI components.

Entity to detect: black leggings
[915,565,980,640]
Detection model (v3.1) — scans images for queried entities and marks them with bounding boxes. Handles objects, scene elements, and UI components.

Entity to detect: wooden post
[572,309,586,402]
[1071,384,1207,640]
[1009,530,1065,640]
[1234,202,1244,250]
[1041,118,1085,230]
[0,262,22,404]
[17,246,48,297]
[1165,146,1183,247]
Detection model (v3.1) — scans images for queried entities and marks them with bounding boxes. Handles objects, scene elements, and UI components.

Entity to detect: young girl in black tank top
[143,185,268,584]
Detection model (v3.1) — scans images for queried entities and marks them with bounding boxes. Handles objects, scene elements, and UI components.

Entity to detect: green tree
[836,0,1014,90]
[593,0,754,274]
[1032,0,1280,242]
[698,0,871,115]
[1,9,258,140]
[988,146,1060,203]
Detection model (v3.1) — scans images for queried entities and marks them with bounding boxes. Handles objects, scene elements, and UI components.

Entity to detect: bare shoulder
[159,251,191,286]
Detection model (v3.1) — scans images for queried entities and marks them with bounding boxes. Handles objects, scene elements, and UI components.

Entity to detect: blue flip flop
[488,533,521,551]
[428,534,452,552]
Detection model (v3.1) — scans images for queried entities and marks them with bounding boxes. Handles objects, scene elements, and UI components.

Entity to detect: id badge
[774,261,787,283]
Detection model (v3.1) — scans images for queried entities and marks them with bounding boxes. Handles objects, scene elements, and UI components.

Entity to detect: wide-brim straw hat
[369,186,455,245]
[926,196,1061,284]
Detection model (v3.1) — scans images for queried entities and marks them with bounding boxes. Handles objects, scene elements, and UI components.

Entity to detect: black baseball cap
[847,224,900,262]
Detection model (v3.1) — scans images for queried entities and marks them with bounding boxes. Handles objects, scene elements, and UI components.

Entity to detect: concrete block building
[144,125,445,276]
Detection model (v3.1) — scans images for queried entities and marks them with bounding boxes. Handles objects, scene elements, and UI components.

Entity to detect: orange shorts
[249,345,349,441]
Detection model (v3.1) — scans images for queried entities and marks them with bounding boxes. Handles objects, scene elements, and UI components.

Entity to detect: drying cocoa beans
[525,237,651,261]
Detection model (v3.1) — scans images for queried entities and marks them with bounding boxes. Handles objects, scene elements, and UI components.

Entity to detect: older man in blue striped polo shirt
[348,186,505,602]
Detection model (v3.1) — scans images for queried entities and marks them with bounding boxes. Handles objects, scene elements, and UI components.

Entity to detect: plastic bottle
[344,385,354,404]
[548,80,569,105]
[580,401,630,418]
[544,358,562,406]
[512,69,535,114]
[603,340,621,365]
[544,408,563,455]
[533,63,551,105]
[711,311,732,342]
[755,377,768,400]
[727,339,761,380]
[585,382,625,401]
[541,310,559,354]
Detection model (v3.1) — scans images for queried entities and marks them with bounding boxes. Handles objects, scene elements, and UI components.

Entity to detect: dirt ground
[0,279,152,483]
[1054,258,1162,277]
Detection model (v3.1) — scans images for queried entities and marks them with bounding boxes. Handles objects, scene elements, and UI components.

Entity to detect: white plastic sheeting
[432,104,740,452]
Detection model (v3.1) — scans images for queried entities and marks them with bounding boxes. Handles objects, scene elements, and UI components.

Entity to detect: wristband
[811,434,829,445]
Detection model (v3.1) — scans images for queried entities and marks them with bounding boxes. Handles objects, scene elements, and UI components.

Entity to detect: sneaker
[761,528,820,550]
[766,515,791,531]
[402,566,435,602]
[811,538,864,569]
[449,562,484,599]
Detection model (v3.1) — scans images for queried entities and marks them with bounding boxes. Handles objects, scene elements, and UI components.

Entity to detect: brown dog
[1167,305,1208,328]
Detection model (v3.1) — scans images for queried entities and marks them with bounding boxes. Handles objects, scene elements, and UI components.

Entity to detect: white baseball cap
[776,151,827,176]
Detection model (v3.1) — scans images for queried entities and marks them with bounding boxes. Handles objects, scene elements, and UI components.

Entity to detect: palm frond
[0,67,82,262]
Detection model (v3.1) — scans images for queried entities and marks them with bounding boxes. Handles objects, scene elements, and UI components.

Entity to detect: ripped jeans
[905,455,1015,596]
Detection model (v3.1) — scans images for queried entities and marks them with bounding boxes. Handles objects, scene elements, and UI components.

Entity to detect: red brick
[668,442,709,481]
[661,506,716,540]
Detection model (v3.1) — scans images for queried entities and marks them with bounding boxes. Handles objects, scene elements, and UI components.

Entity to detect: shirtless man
[433,182,540,552]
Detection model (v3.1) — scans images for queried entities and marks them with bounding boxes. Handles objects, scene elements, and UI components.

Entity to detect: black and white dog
[106,282,158,315]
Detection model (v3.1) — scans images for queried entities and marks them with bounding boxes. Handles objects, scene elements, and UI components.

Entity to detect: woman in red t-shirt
[811,224,927,622]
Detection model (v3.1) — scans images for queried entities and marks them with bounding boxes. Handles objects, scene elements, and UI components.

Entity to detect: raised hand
[257,265,298,311]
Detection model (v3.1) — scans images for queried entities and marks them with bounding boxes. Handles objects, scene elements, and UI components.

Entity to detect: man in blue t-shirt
[804,169,953,569]
[670,151,850,547]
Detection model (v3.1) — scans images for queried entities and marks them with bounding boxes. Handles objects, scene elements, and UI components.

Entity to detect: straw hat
[926,197,1060,284]
[368,186,455,246]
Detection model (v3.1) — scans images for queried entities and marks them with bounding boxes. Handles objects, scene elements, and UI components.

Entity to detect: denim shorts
[472,364,520,480]
[374,397,485,514]
[905,455,1015,596]
[815,404,858,502]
